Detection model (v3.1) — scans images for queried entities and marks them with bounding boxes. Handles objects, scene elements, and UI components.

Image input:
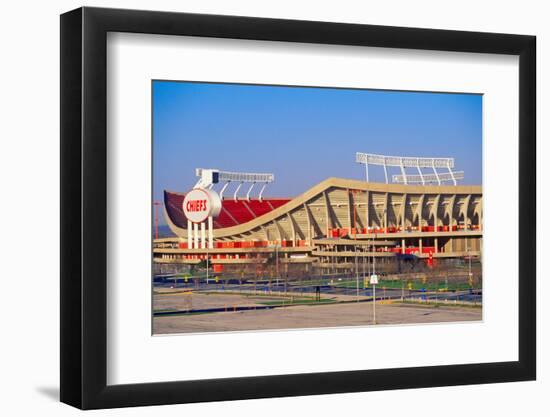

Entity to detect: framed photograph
[60,6,536,409]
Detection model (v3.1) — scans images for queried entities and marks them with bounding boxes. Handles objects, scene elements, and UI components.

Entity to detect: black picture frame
[60,6,536,410]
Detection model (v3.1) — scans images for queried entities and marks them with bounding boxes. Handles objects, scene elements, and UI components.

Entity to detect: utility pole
[153,201,161,240]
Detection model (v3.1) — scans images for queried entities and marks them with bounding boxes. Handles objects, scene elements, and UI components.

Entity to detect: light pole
[355,244,359,301]
[353,191,359,300]
[468,240,472,276]
[276,244,279,288]
[370,268,378,325]
[363,244,366,296]
[371,230,377,325]
[153,201,161,240]
[467,238,472,286]
[205,250,209,285]
[372,238,376,276]
[373,281,376,324]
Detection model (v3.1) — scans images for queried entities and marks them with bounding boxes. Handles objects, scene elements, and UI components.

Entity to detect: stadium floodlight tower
[195,168,275,201]
[355,152,463,185]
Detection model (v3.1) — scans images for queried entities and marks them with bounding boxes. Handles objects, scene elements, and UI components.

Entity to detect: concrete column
[288,213,296,244]
[478,198,483,231]
[193,223,199,250]
[324,191,331,237]
[418,195,424,230]
[304,204,312,245]
[208,216,213,249]
[434,197,439,229]
[200,222,206,249]
[365,191,370,232]
[435,237,438,253]
[402,194,407,231]
[187,220,193,248]
[384,193,388,232]
[463,195,472,230]
[348,190,353,231]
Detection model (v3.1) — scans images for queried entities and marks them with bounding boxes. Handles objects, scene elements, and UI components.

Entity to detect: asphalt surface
[153,300,482,334]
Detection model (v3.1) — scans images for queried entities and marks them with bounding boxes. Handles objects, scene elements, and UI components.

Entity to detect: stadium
[153,152,482,280]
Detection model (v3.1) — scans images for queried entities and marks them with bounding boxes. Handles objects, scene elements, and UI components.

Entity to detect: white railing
[195,168,275,201]
[392,171,464,184]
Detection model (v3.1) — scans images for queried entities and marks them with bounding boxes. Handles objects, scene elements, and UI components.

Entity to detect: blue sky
[153,81,482,224]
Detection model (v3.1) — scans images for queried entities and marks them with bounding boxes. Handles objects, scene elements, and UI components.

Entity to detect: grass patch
[200,290,322,301]
[153,290,195,296]
[335,279,479,292]
[153,310,213,316]
[257,298,337,306]
[397,300,482,309]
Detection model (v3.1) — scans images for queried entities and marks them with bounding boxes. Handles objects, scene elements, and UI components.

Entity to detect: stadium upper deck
[164,177,481,240]
[165,191,291,229]
[156,177,482,267]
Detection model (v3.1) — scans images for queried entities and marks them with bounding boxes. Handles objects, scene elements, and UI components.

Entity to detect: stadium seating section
[164,190,290,229]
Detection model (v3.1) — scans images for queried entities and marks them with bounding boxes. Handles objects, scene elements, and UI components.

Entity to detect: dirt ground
[153,299,482,334]
[154,291,266,311]
[153,290,363,313]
